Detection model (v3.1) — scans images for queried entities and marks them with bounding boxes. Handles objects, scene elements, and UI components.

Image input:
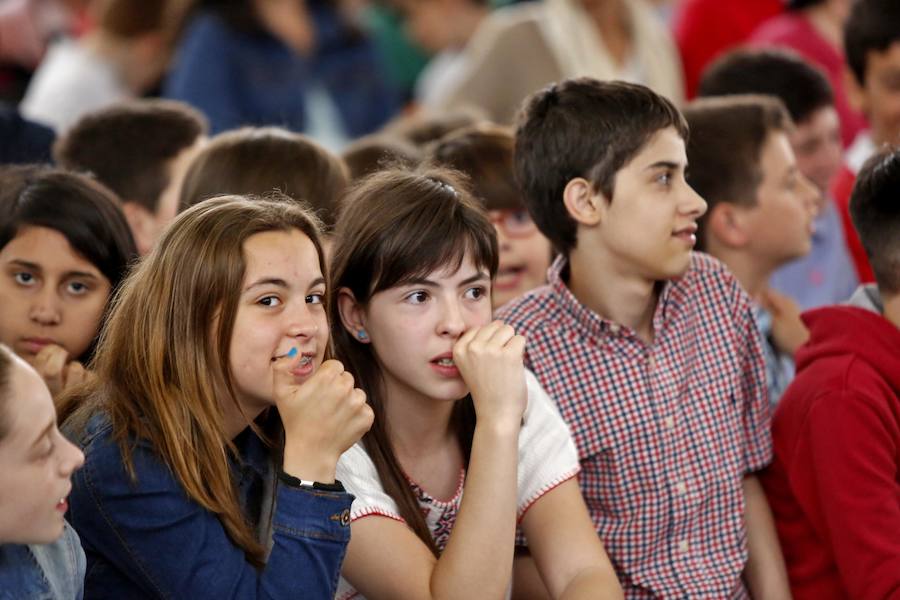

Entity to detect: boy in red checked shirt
[498,78,790,599]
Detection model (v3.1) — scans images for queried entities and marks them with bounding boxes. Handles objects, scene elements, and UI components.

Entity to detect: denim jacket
[164,3,400,138]
[0,523,85,600]
[67,413,352,599]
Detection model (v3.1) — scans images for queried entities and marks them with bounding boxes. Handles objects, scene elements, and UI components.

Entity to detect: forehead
[1,358,53,446]
[793,106,840,137]
[0,226,102,275]
[418,252,486,283]
[759,130,796,173]
[241,228,322,282]
[868,41,900,76]
[621,127,687,171]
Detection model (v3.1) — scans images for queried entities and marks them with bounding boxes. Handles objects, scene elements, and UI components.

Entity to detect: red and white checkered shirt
[497,253,772,599]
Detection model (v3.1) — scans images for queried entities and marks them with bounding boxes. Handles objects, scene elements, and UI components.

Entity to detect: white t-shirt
[21,38,129,133]
[335,370,580,600]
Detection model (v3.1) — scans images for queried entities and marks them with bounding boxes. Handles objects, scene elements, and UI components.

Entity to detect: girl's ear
[336,287,370,343]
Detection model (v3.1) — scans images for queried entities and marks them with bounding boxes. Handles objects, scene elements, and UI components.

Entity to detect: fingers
[63,361,87,389]
[34,344,69,395]
[454,321,520,357]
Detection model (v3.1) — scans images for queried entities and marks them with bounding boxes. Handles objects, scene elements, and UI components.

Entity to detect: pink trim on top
[405,467,467,507]
[350,507,406,524]
[336,591,360,600]
[516,468,581,524]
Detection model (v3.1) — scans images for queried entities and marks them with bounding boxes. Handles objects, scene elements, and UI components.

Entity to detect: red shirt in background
[750,12,867,147]
[761,303,900,600]
[831,133,876,283]
[673,0,782,99]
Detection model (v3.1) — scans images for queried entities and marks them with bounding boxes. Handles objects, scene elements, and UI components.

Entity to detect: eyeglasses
[488,209,538,238]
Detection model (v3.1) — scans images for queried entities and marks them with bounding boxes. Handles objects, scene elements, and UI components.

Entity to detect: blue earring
[357,330,368,341]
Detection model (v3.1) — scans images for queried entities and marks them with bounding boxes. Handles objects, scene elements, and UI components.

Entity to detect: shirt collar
[548,254,680,342]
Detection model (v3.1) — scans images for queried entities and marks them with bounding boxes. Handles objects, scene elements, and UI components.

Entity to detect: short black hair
[698,48,834,124]
[787,0,825,10]
[850,148,900,294]
[514,78,687,255]
[845,0,900,86]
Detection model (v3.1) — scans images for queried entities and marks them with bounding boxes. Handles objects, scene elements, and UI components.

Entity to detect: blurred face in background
[489,208,553,310]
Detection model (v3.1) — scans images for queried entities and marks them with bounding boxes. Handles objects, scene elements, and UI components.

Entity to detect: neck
[707,243,773,301]
[381,378,457,460]
[585,0,632,67]
[805,3,845,49]
[567,242,659,344]
[882,291,900,331]
[82,31,152,94]
[223,398,267,440]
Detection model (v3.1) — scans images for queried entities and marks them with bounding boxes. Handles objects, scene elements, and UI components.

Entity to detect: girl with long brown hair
[59,195,373,598]
[330,168,622,599]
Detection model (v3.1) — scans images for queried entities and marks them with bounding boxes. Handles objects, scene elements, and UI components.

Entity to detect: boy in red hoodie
[761,148,900,600]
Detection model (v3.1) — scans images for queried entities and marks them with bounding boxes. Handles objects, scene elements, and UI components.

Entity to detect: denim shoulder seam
[82,444,171,599]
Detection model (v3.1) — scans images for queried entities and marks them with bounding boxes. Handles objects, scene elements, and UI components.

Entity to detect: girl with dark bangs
[330,168,622,599]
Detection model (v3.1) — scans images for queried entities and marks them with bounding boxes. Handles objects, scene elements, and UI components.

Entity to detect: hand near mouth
[452,320,527,431]
[273,356,374,482]
[33,343,89,399]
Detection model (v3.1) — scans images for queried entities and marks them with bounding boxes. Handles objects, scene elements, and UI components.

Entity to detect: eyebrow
[8,259,99,280]
[404,272,490,288]
[644,160,683,172]
[243,276,326,293]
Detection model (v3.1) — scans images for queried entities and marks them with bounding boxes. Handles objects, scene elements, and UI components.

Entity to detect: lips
[495,265,526,291]
[19,337,58,355]
[672,224,698,246]
[429,352,460,378]
[288,353,316,378]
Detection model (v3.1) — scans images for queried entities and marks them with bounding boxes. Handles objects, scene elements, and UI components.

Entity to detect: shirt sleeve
[516,370,581,520]
[733,281,773,473]
[69,429,351,599]
[795,390,900,600]
[336,442,405,523]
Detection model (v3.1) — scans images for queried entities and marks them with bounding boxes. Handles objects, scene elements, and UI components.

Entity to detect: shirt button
[340,509,351,527]
[608,322,621,334]
[675,481,687,495]
[664,416,675,429]
[679,539,690,554]
[647,356,655,371]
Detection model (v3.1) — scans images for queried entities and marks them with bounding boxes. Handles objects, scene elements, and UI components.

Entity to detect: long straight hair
[330,167,498,555]
[59,195,326,566]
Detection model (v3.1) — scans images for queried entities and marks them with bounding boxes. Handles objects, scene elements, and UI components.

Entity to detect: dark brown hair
[683,95,792,251]
[845,0,900,86]
[514,78,688,255]
[698,47,834,125]
[341,135,422,181]
[330,167,497,555]
[429,124,521,211]
[383,107,488,148]
[179,127,348,230]
[91,0,179,36]
[54,100,207,214]
[850,148,900,294]
[59,195,326,567]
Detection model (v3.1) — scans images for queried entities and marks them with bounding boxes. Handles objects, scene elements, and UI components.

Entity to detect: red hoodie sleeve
[792,388,900,599]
